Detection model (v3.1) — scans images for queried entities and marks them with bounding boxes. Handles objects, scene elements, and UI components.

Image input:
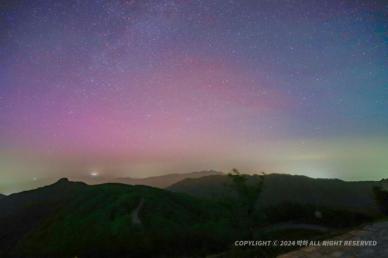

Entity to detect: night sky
[0,0,387,192]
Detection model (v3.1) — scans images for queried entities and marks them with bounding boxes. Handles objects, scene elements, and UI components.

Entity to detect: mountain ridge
[2,170,223,194]
[109,170,223,188]
[168,173,380,216]
[0,175,381,257]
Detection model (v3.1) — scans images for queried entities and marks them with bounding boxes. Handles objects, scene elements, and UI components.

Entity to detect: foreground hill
[0,175,381,257]
[0,178,236,258]
[168,174,380,216]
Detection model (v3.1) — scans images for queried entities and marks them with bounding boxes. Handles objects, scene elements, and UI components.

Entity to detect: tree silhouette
[227,168,264,238]
[373,185,388,216]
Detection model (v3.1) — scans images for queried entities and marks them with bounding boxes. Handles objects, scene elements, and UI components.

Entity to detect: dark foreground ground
[278,221,388,258]
[0,174,386,258]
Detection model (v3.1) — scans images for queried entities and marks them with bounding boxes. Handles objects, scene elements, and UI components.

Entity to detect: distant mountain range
[0,170,222,194]
[168,174,381,216]
[107,170,222,188]
[1,172,381,217]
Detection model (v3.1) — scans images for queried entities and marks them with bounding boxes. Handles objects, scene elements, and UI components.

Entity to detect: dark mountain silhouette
[168,174,380,216]
[3,170,223,194]
[0,174,382,257]
[0,178,236,258]
[107,170,223,188]
[0,178,87,256]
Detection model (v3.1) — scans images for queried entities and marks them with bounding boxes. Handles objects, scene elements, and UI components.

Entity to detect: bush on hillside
[373,186,388,216]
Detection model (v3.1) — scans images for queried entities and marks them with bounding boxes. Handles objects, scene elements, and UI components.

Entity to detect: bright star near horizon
[90,171,99,177]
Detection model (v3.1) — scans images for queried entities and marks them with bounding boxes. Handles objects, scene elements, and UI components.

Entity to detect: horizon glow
[1,0,387,192]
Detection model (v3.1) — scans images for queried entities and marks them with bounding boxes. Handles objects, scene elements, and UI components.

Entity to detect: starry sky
[0,0,387,192]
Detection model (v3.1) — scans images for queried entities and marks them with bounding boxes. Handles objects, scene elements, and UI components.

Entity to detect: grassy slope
[168,174,380,215]
[1,180,238,258]
[0,176,382,258]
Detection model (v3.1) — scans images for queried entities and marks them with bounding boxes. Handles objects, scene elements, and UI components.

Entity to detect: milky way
[0,0,387,191]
